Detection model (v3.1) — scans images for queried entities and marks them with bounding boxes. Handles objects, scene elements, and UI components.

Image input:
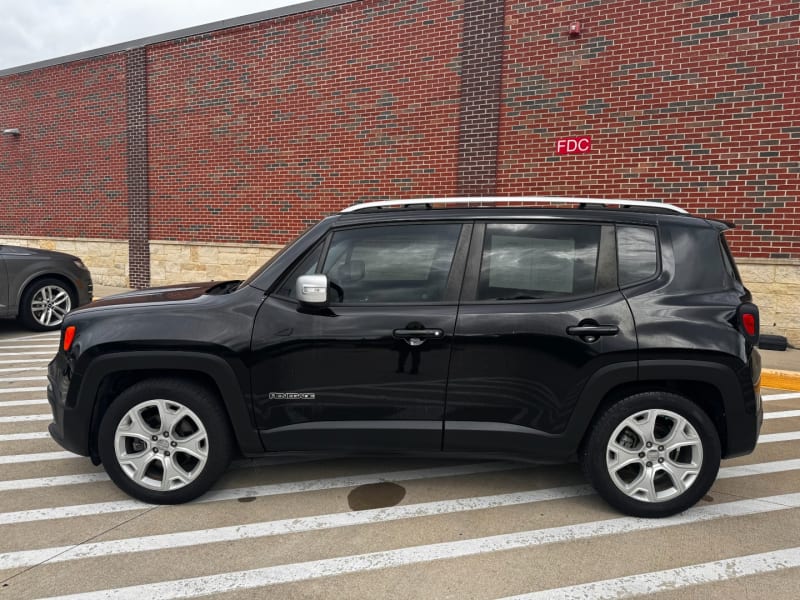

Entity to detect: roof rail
[341,196,688,214]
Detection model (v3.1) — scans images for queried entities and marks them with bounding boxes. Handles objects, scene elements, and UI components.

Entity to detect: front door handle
[393,328,444,346]
[566,325,619,337]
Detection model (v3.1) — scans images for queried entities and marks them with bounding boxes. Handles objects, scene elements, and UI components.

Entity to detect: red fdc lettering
[556,136,592,154]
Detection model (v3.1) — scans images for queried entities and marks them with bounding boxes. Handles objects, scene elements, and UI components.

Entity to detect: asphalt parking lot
[1,322,800,599]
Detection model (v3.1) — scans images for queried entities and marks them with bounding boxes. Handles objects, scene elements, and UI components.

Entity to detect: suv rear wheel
[581,391,721,518]
[98,378,234,504]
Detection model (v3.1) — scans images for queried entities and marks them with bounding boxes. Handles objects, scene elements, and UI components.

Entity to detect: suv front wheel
[98,378,234,504]
[581,392,721,518]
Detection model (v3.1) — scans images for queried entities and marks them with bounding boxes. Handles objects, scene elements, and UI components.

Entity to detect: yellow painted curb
[763,369,800,392]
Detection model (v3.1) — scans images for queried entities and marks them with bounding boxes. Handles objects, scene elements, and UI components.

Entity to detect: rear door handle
[566,325,619,336]
[393,329,445,339]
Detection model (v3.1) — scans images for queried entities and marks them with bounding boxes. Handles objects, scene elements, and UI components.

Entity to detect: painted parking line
[0,375,48,382]
[41,493,800,600]
[502,547,800,600]
[0,451,77,465]
[0,345,59,351]
[0,431,51,442]
[759,431,800,444]
[0,399,48,407]
[0,462,525,526]
[764,409,800,420]
[0,367,49,373]
[0,351,55,357]
[10,453,800,573]
[0,387,47,395]
[0,414,51,423]
[0,359,51,366]
[0,334,60,343]
[763,392,800,402]
[0,472,109,492]
[717,457,800,479]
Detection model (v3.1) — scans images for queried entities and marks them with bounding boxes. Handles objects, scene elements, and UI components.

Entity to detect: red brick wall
[147,0,462,245]
[499,0,800,259]
[1,0,798,259]
[0,55,128,239]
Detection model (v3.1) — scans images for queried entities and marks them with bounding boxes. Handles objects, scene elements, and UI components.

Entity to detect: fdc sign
[556,136,592,155]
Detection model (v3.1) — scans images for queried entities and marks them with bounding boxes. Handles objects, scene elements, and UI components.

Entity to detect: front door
[251,222,469,452]
[444,221,638,457]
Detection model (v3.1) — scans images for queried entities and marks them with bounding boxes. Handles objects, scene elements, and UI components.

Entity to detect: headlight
[73,259,88,270]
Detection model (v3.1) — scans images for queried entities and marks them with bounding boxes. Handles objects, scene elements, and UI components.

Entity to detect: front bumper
[47,353,91,457]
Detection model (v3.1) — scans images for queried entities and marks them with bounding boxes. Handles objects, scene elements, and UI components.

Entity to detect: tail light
[737,303,759,345]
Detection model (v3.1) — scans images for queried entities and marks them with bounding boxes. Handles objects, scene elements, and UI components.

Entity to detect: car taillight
[63,326,76,352]
[742,313,756,336]
[738,303,759,345]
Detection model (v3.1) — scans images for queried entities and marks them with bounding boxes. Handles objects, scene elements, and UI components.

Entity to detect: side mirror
[296,274,328,305]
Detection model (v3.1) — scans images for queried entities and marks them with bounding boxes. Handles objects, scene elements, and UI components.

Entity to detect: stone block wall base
[149,241,284,286]
[738,260,800,348]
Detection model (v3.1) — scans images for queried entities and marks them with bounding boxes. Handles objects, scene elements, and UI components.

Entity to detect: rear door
[444,220,638,457]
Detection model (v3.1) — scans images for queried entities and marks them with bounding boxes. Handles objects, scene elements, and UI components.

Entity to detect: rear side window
[617,226,658,287]
[477,223,602,300]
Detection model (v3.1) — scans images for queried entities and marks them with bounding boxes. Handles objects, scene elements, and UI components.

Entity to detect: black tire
[580,391,721,518]
[98,378,234,504]
[19,278,76,331]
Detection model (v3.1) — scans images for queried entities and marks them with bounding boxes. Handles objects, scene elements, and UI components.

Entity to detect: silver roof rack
[341,196,688,214]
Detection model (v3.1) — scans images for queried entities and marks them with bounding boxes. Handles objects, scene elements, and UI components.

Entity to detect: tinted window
[617,226,658,286]
[719,233,741,283]
[322,224,461,303]
[478,223,602,300]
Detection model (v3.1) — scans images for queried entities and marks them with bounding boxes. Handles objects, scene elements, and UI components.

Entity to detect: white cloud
[0,0,306,70]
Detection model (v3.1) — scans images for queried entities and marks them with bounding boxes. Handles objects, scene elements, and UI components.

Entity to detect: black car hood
[79,281,223,309]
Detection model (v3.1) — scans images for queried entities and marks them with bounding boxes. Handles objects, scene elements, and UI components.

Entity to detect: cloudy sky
[1,0,308,71]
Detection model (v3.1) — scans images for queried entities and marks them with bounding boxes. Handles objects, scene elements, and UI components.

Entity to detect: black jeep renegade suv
[47,197,762,518]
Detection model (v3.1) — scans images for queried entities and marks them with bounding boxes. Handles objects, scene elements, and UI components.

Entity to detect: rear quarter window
[617,226,658,287]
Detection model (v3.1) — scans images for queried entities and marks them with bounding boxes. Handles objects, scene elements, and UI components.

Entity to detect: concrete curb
[763,369,800,392]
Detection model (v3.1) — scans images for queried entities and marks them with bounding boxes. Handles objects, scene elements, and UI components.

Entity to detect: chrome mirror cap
[296,274,328,305]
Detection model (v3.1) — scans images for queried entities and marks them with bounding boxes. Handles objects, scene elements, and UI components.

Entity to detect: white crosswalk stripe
[41,494,800,600]
[501,547,800,599]
[0,413,51,422]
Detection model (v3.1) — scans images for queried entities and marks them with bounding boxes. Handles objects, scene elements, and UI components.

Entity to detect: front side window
[478,223,602,300]
[322,224,461,303]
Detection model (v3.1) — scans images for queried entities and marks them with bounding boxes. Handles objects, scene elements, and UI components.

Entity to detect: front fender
[76,351,263,458]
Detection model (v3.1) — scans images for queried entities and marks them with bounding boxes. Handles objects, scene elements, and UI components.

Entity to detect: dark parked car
[0,245,93,331]
[47,198,762,517]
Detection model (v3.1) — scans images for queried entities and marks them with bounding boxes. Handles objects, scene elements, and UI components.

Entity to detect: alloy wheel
[30,285,72,327]
[605,408,704,503]
[114,399,209,491]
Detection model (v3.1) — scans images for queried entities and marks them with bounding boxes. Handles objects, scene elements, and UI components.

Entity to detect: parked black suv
[47,198,762,517]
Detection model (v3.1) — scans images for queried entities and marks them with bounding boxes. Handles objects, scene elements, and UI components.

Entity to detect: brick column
[457,0,505,196]
[126,47,150,289]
